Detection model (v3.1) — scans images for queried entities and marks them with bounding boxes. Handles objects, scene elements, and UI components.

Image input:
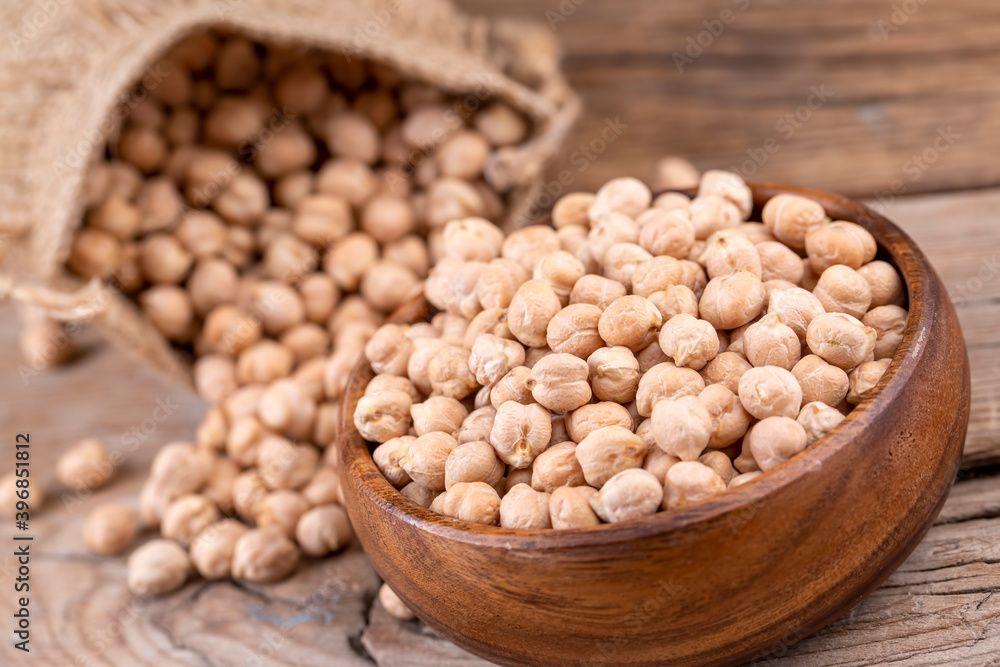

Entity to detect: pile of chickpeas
[54,29,530,602]
[356,169,907,529]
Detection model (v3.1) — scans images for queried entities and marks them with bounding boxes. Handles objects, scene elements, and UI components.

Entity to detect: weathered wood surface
[0,187,997,665]
[457,0,1000,199]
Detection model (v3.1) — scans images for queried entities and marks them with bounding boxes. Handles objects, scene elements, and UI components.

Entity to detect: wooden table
[0,188,997,666]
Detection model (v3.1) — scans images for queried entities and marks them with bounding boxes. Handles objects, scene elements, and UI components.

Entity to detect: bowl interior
[341,182,928,548]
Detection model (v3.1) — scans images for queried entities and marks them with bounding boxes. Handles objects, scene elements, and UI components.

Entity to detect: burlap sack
[0,0,578,387]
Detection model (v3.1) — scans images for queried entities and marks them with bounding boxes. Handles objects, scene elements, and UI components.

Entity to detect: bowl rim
[340,182,932,549]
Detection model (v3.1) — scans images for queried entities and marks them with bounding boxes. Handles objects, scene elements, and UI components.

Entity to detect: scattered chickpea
[231,526,301,583]
[190,519,249,580]
[658,314,719,370]
[296,505,354,557]
[700,351,752,395]
[161,494,219,546]
[57,437,115,491]
[83,504,137,556]
[127,539,192,596]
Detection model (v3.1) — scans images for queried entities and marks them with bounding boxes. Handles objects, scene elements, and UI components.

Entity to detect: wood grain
[457,0,1000,199]
[0,186,996,664]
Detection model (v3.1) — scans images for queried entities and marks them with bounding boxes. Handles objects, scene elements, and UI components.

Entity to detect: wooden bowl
[338,184,971,667]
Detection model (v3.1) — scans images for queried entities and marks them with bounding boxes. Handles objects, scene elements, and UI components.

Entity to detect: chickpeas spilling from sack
[357,169,907,529]
[58,29,532,597]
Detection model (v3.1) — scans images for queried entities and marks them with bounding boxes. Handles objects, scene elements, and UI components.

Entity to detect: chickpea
[863,305,908,360]
[442,217,504,262]
[476,258,530,310]
[637,207,696,260]
[258,378,316,439]
[585,346,639,404]
[435,130,490,179]
[796,401,845,445]
[464,308,514,349]
[569,274,628,310]
[361,261,421,314]
[457,406,497,445]
[534,251,586,305]
[161,494,220,546]
[425,258,486,319]
[232,471,269,522]
[552,192,596,229]
[188,258,239,316]
[662,461,725,510]
[236,341,294,385]
[848,358,891,404]
[324,233,379,291]
[490,366,537,409]
[857,260,904,308]
[699,384,752,449]
[549,486,600,529]
[602,243,653,290]
[364,324,413,377]
[806,313,877,370]
[87,194,141,241]
[635,362,705,417]
[805,221,877,273]
[190,519,248,580]
[412,396,469,437]
[397,432,460,491]
[756,241,805,284]
[792,355,850,407]
[426,178,486,228]
[303,468,344,507]
[813,265,872,319]
[586,468,661,524]
[652,156,700,190]
[127,539,191,595]
[426,345,478,400]
[256,437,319,491]
[699,231,762,280]
[698,170,752,219]
[225,415,268,467]
[766,287,826,342]
[742,313,800,370]
[82,504,137,556]
[698,450,736,486]
[598,295,662,352]
[469,335,526,387]
[575,426,648,488]
[530,353,592,412]
[203,305,261,356]
[647,285,699,323]
[761,194,827,251]
[203,458,240,515]
[475,103,528,146]
[57,437,115,490]
[281,323,330,365]
[643,444,679,483]
[406,338,448,396]
[138,234,193,285]
[489,401,551,468]
[589,177,652,220]
[563,403,630,445]
[587,213,639,264]
[698,270,765,330]
[444,440,505,490]
[688,195,742,240]
[738,366,802,420]
[657,314,719,371]
[500,483,552,529]
[221,385,266,422]
[651,396,712,461]
[354,389,412,444]
[508,279,562,348]
[700,351,752,395]
[231,526,300,583]
[316,158,377,208]
[430,482,501,526]
[746,417,808,471]
[383,235,431,280]
[379,583,416,620]
[296,505,353,557]
[254,490,310,538]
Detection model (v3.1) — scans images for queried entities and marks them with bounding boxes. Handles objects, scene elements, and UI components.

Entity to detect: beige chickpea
[565,403,633,444]
[602,243,652,291]
[468,334,526,388]
[441,217,504,262]
[87,194,141,241]
[281,323,330,365]
[805,221,877,273]
[161,494,219,546]
[506,279,562,348]
[221,385,266,423]
[688,195,742,240]
[575,426,648,488]
[505,466,534,493]
[254,490,310,539]
[549,486,600,529]
[848,358,891,404]
[591,468,663,524]
[316,157,378,207]
[662,461,726,510]
[292,194,352,247]
[425,178,486,228]
[364,325,414,377]
[127,539,191,596]
[756,241,805,284]
[569,274,628,310]
[324,110,380,164]
[648,285,700,323]
[464,308,514,349]
[857,261,904,308]
[699,384,752,449]
[534,251,586,305]
[742,313,801,370]
[489,401,551,469]
[445,440,505,490]
[700,351,752,395]
[525,442,582,493]
[761,193,827,251]
[490,366,537,409]
[354,390,412,444]
[138,234,193,285]
[399,432,460,491]
[458,406,497,446]
[589,177,652,220]
[762,279,799,308]
[587,213,639,265]
[274,170,314,209]
[258,378,315,440]
[302,467,343,507]
[425,345,477,400]
[475,103,528,146]
[236,341,294,385]
[698,450,736,486]
[766,287,826,342]
[202,457,239,515]
[792,355,850,407]
[698,270,765,330]
[635,362,705,417]
[196,407,227,452]
[746,417,808,471]
[653,156,700,190]
[813,265,872,319]
[203,305,261,356]
[425,258,485,319]
[83,504,137,556]
[361,261,421,314]
[373,436,415,488]
[729,471,763,488]
[658,314,719,371]
[189,519,248,580]
[797,401,846,445]
[378,583,416,620]
[242,281,306,338]
[499,483,552,529]
[598,295,662,352]
[383,234,431,280]
[231,526,300,583]
[324,233,379,291]
[66,228,123,280]
[262,233,318,285]
[863,305,908,360]
[585,346,639,404]
[637,208,696,260]
[232,471,269,522]
[225,415,268,467]
[57,437,115,491]
[529,353,592,411]
[476,258,530,310]
[0,471,44,519]
[118,125,167,173]
[437,312,472,346]
[400,103,455,148]
[406,337,448,396]
[737,223,776,245]
[187,258,239,316]
[699,231,762,279]
[558,224,598,274]
[430,482,501,526]
[296,505,353,558]
[435,130,490,179]
[643,444,680,483]
[629,258,683,300]
[552,192,597,229]
[256,437,320,491]
[738,366,802,420]
[412,396,469,437]
[806,312,877,370]
[651,396,712,461]
[213,174,269,227]
[698,170,752,219]
[501,225,561,274]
